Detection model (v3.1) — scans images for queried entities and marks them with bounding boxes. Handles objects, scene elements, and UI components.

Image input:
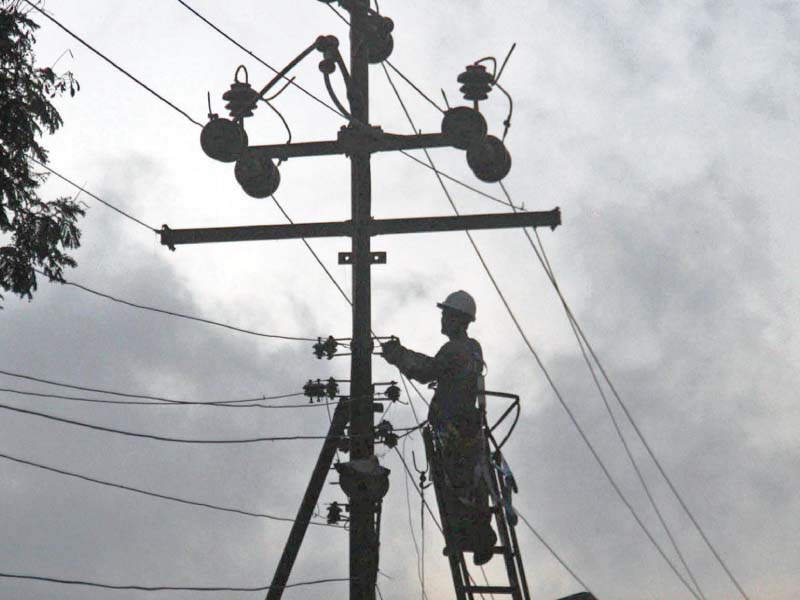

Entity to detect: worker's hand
[381,338,402,365]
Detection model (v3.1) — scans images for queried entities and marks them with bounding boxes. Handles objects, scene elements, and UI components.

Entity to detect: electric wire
[502,185,707,599]
[0,368,292,406]
[498,181,749,600]
[0,402,346,444]
[0,387,335,410]
[29,158,158,232]
[382,63,703,599]
[23,0,203,127]
[39,269,317,342]
[0,450,339,527]
[0,572,349,592]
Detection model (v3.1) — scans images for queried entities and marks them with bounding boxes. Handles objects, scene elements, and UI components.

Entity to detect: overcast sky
[2,1,798,599]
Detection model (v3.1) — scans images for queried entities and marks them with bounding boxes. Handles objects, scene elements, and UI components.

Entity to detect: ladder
[423,391,531,600]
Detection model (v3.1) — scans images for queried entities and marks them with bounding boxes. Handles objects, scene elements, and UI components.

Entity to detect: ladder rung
[464,585,517,594]
[443,545,512,556]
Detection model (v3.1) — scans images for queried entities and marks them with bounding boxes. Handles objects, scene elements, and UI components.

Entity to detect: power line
[0,387,330,410]
[499,182,707,599]
[497,180,750,600]
[0,368,289,405]
[23,0,203,127]
[0,572,349,592]
[381,63,703,600]
[0,450,339,528]
[40,269,318,342]
[0,402,339,444]
[29,158,158,232]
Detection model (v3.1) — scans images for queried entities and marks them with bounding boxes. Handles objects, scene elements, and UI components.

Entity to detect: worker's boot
[472,527,497,566]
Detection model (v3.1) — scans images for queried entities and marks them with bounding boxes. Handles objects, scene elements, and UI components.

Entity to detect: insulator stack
[312,336,339,360]
[303,379,328,402]
[325,377,339,399]
[385,382,401,402]
[457,64,494,102]
[223,66,259,119]
[327,501,345,524]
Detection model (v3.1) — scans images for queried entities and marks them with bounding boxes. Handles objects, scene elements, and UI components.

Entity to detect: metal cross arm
[244,127,452,162]
[159,208,561,249]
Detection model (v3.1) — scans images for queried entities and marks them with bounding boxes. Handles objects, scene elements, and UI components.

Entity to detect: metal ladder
[423,391,530,600]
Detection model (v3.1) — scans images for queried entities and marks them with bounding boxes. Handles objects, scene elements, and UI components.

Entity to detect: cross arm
[159,208,560,248]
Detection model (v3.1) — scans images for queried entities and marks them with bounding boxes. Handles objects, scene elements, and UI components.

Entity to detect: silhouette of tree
[1,1,83,306]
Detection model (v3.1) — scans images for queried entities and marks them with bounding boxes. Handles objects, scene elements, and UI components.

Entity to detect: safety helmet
[437,290,476,322]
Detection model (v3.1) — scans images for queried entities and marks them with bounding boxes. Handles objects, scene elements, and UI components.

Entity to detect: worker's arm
[381,339,460,384]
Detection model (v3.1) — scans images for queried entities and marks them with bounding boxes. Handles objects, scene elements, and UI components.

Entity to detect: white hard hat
[437,290,476,322]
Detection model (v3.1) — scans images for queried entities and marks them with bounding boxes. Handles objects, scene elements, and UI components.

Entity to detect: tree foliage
[0,0,83,306]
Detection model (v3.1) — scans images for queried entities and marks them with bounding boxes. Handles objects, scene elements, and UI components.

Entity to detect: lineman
[381,290,496,565]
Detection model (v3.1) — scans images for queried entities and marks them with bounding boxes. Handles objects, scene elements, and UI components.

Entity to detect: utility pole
[346,2,377,598]
[162,2,561,598]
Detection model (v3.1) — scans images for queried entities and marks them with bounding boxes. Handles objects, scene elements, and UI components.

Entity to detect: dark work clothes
[384,334,495,554]
[387,335,483,428]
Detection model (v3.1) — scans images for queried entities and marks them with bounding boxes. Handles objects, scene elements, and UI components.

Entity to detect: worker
[381,290,497,565]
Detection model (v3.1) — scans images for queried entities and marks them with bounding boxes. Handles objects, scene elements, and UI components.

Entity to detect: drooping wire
[22,1,203,127]
[262,99,292,146]
[382,62,703,600]
[498,180,746,600]
[36,269,317,342]
[0,572,349,592]
[28,158,159,232]
[0,450,341,527]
